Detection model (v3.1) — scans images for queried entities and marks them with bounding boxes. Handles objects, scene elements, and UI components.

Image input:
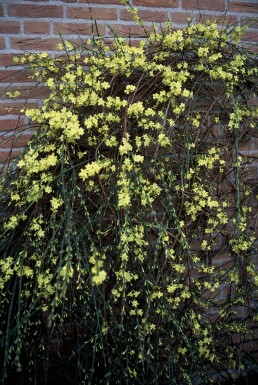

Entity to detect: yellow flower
[4,215,19,230]
[50,197,63,213]
[124,84,136,94]
[119,135,132,155]
[133,155,144,163]
[92,270,107,285]
[158,133,170,147]
[118,190,131,208]
[201,239,210,251]
[178,347,187,355]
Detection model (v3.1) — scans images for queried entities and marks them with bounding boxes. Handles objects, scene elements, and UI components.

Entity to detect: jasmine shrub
[0,15,258,385]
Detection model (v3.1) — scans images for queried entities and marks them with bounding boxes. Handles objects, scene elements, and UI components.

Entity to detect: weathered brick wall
[0,0,258,161]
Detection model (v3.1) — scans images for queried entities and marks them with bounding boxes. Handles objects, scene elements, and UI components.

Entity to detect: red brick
[67,7,117,20]
[10,37,61,51]
[24,21,50,35]
[79,0,122,3]
[0,54,23,67]
[171,12,195,24]
[133,0,178,7]
[0,150,22,163]
[182,0,225,11]
[0,102,38,116]
[242,31,258,43]
[228,1,258,13]
[0,21,21,35]
[240,17,258,29]
[24,85,49,100]
[0,70,34,83]
[126,39,145,47]
[54,22,105,36]
[197,14,238,25]
[8,4,63,18]
[1,85,49,100]
[108,24,154,37]
[0,37,5,50]
[120,9,169,23]
[0,5,4,17]
[242,42,258,53]
[0,134,32,149]
[0,119,26,132]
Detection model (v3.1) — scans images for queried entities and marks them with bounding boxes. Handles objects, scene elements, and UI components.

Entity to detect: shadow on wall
[222,372,258,385]
[4,366,258,385]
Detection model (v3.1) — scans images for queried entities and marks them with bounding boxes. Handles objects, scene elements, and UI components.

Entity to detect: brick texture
[0,37,5,50]
[133,0,178,7]
[8,4,63,18]
[0,150,22,163]
[24,21,50,34]
[54,22,105,36]
[0,54,24,67]
[10,37,61,51]
[170,12,193,24]
[242,31,258,42]
[197,14,238,25]
[0,22,20,35]
[0,134,33,149]
[108,24,154,36]
[79,0,122,3]
[0,102,39,116]
[228,1,258,13]
[0,0,258,161]
[240,17,258,29]
[0,118,26,132]
[182,0,225,12]
[0,70,34,83]
[66,7,118,20]
[120,9,169,23]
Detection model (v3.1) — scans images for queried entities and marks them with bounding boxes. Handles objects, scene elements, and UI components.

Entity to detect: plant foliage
[0,8,258,385]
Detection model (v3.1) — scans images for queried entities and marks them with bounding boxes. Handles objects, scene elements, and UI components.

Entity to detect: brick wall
[0,0,258,161]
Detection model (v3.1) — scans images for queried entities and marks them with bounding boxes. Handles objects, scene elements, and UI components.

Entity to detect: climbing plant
[0,5,258,384]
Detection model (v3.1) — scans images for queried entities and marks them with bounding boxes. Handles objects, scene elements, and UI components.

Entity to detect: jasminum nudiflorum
[0,7,258,384]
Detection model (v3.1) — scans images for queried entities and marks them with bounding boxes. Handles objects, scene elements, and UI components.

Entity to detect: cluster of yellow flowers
[1,9,258,384]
